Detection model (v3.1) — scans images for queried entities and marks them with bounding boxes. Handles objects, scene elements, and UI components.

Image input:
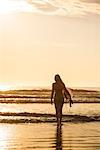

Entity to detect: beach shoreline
[0,122,100,150]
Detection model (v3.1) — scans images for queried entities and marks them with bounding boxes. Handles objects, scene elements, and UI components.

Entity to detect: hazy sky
[0,0,100,89]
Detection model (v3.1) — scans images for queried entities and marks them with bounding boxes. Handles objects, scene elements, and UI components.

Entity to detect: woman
[51,74,73,124]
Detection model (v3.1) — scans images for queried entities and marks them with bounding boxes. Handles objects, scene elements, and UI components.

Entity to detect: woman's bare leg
[58,106,61,125]
[59,104,63,124]
[55,103,63,125]
[55,104,59,123]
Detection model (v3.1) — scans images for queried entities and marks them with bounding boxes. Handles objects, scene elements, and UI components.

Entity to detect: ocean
[0,88,100,149]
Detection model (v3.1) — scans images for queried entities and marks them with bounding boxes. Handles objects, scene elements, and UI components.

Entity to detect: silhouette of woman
[51,74,73,124]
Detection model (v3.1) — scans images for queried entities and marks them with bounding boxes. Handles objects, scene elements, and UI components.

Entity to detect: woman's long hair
[55,74,64,85]
[54,74,72,97]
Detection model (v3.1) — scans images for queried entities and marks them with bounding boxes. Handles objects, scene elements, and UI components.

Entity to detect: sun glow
[0,0,33,14]
[0,0,14,14]
[0,85,11,91]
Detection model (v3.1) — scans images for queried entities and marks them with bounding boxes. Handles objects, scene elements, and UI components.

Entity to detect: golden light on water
[0,126,9,150]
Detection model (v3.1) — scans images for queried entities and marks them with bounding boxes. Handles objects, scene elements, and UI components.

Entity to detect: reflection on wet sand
[0,123,100,150]
[55,124,62,150]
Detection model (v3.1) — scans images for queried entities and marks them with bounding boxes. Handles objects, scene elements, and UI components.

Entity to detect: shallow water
[0,103,100,123]
[0,103,100,149]
[0,103,100,115]
[0,122,100,150]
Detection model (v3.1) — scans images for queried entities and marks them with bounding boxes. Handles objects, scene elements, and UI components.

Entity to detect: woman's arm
[51,83,54,104]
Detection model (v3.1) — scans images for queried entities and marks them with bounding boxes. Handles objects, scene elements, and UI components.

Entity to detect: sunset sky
[0,0,100,90]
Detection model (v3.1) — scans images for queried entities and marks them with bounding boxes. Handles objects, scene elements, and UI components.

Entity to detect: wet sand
[0,122,100,150]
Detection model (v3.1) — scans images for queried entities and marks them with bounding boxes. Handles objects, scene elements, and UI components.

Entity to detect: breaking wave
[0,112,100,123]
